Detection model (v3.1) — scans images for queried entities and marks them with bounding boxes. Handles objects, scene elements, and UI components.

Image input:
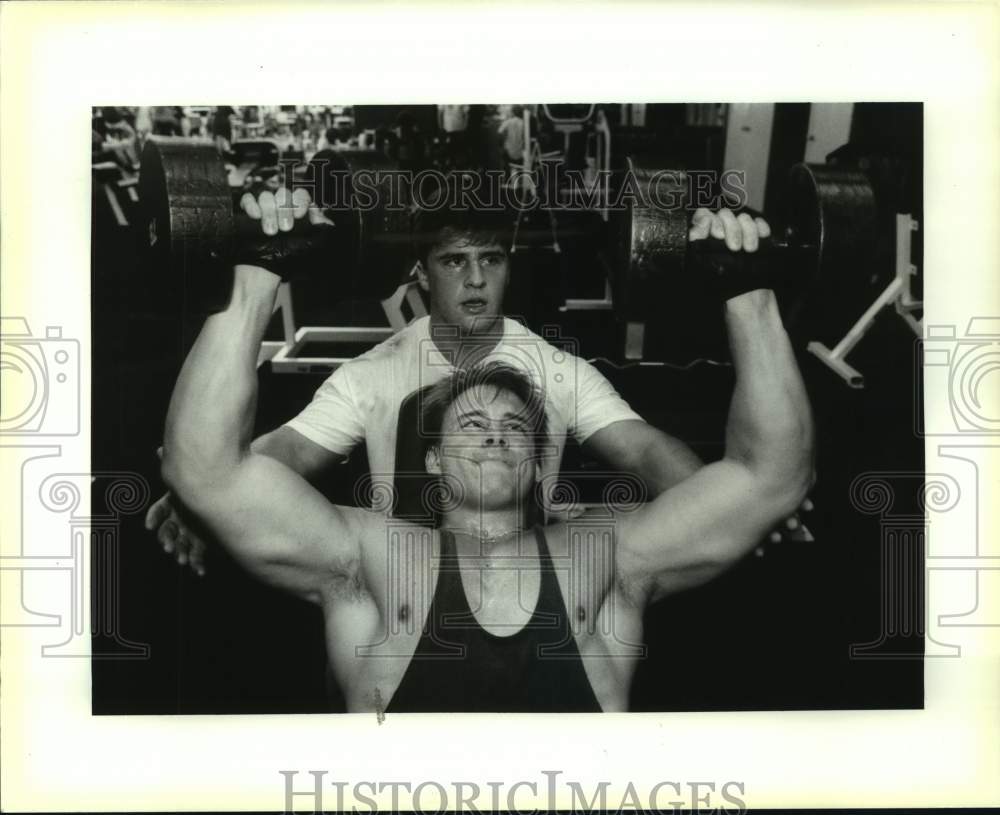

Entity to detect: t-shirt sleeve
[566,356,645,444]
[282,365,366,455]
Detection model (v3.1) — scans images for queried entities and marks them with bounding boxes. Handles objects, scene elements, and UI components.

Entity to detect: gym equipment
[607,156,889,361]
[806,213,921,388]
[93,161,139,228]
[319,148,415,300]
[137,138,414,313]
[256,276,428,374]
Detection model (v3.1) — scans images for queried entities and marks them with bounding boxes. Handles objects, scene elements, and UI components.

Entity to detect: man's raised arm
[161,258,363,604]
[146,186,355,575]
[614,210,814,603]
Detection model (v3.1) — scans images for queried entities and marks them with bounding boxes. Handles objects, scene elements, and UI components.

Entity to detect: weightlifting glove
[232,172,335,280]
[230,209,336,282]
[689,235,779,302]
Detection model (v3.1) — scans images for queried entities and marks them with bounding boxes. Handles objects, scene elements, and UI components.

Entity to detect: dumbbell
[609,156,880,336]
[137,138,414,314]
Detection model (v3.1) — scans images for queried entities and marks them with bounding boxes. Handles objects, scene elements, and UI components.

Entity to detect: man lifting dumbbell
[146,170,714,574]
[159,198,814,712]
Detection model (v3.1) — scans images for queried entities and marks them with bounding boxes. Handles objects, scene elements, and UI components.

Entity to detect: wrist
[203,265,281,327]
[234,263,282,285]
[232,263,282,302]
[723,289,785,337]
[724,288,776,312]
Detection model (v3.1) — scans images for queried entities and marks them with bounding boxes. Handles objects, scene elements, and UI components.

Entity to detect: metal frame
[257,276,427,374]
[807,214,922,388]
[93,162,138,227]
[559,279,614,313]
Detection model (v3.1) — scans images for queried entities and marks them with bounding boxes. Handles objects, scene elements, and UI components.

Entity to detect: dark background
[91,102,924,713]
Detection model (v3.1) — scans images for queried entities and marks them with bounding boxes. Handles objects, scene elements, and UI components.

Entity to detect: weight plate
[139,138,235,313]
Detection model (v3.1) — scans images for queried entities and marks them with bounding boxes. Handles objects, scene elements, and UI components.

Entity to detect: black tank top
[385,526,602,713]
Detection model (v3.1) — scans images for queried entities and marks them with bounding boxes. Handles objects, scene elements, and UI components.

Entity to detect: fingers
[692,207,771,251]
[144,493,171,531]
[307,204,336,227]
[157,519,178,555]
[291,187,311,219]
[709,211,725,241]
[175,528,189,566]
[275,187,295,232]
[717,208,741,251]
[258,191,279,236]
[240,192,262,219]
[188,539,207,577]
[244,186,318,234]
[689,208,714,241]
[767,506,813,543]
[737,212,758,252]
[155,515,206,574]
[174,527,206,573]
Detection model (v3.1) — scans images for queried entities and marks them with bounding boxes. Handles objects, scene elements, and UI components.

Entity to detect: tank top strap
[437,528,460,567]
[433,529,473,617]
[532,524,555,572]
[529,524,568,623]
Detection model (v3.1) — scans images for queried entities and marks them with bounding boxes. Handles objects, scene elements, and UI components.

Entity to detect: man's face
[426,384,539,511]
[417,234,509,335]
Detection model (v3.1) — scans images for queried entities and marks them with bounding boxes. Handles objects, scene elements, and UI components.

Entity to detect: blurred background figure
[498,104,526,176]
[211,105,236,154]
[152,105,188,136]
[388,108,425,170]
[437,103,471,170]
[94,107,139,168]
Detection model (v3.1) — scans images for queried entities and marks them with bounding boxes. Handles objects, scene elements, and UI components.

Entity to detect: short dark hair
[411,172,513,267]
[420,361,549,459]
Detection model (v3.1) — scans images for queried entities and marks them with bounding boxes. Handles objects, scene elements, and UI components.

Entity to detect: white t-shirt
[284,316,642,512]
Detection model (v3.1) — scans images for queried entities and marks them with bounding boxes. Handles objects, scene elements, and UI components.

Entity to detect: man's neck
[428,315,505,368]
[440,506,529,555]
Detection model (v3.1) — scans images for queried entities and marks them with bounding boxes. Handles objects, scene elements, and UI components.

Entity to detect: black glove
[689,235,779,302]
[230,210,336,281]
[231,172,337,281]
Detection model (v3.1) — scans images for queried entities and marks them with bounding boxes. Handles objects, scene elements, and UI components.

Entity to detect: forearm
[723,290,813,503]
[162,265,280,497]
[250,427,345,481]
